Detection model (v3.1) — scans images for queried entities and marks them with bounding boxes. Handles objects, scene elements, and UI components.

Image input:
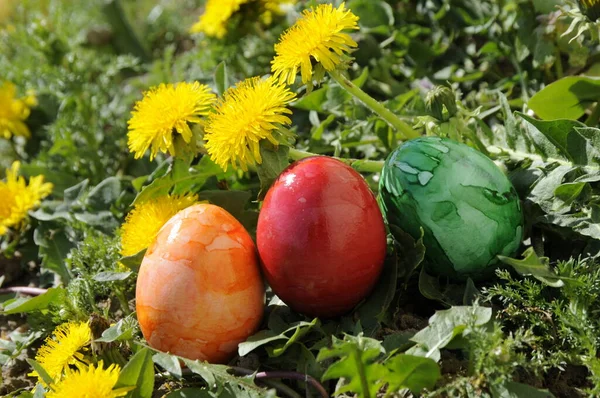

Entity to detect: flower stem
[328,69,419,140]
[288,148,384,173]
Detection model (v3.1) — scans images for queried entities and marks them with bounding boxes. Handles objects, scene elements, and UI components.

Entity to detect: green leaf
[26,359,54,386]
[93,271,132,282]
[2,288,64,315]
[528,76,600,120]
[96,316,138,343]
[347,0,394,28]
[418,267,446,303]
[256,142,290,200]
[498,248,564,287]
[197,190,251,219]
[317,334,386,398]
[355,251,398,330]
[238,318,319,357]
[33,226,73,283]
[214,61,229,96]
[115,348,155,398]
[554,182,586,204]
[491,381,555,398]
[152,352,182,378]
[385,354,441,394]
[133,156,223,205]
[407,306,492,362]
[390,226,426,283]
[87,177,121,210]
[119,249,146,272]
[517,114,594,165]
[183,358,271,397]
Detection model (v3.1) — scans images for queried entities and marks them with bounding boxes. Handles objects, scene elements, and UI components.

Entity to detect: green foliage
[484,258,600,394]
[317,333,440,397]
[3,0,600,397]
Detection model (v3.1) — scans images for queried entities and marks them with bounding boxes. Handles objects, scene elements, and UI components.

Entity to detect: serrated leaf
[33,226,73,283]
[152,352,182,378]
[407,306,492,362]
[385,354,441,394]
[183,358,270,397]
[318,334,386,398]
[498,247,564,287]
[517,114,593,165]
[238,318,319,357]
[115,348,154,398]
[96,316,138,343]
[133,156,223,205]
[87,177,121,210]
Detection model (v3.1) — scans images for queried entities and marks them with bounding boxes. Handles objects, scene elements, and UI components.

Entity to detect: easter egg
[136,203,264,363]
[257,157,387,318]
[378,137,523,279]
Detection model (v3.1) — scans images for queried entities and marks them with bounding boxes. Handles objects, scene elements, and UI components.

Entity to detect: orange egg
[135,203,264,363]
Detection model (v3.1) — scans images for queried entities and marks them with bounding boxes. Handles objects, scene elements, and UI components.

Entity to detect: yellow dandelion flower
[127,82,216,160]
[0,161,52,236]
[30,321,92,384]
[271,2,359,85]
[47,361,130,398]
[0,81,37,140]
[260,0,296,25]
[204,76,296,171]
[190,0,294,38]
[190,0,251,38]
[120,194,198,256]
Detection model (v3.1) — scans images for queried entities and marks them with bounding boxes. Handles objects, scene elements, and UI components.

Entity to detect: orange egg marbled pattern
[136,203,264,364]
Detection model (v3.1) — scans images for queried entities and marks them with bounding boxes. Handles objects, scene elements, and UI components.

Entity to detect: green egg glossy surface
[378,137,523,279]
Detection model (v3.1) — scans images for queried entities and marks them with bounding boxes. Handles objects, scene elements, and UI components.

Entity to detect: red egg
[136,204,264,363]
[257,157,387,317]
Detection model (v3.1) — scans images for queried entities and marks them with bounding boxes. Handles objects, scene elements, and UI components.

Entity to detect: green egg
[378,137,523,279]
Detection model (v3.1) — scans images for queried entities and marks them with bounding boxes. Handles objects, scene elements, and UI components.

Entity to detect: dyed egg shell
[379,137,523,279]
[136,203,264,363]
[257,157,387,318]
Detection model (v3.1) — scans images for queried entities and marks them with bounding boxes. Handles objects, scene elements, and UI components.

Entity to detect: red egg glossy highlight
[136,203,264,363]
[257,157,387,318]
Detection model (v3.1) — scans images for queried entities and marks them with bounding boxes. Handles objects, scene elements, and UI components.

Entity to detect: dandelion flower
[190,0,294,38]
[120,194,198,256]
[0,81,37,140]
[47,361,129,398]
[204,76,296,171]
[127,82,215,160]
[0,161,53,236]
[190,0,251,38]
[271,3,359,85]
[260,0,296,25]
[30,322,92,384]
